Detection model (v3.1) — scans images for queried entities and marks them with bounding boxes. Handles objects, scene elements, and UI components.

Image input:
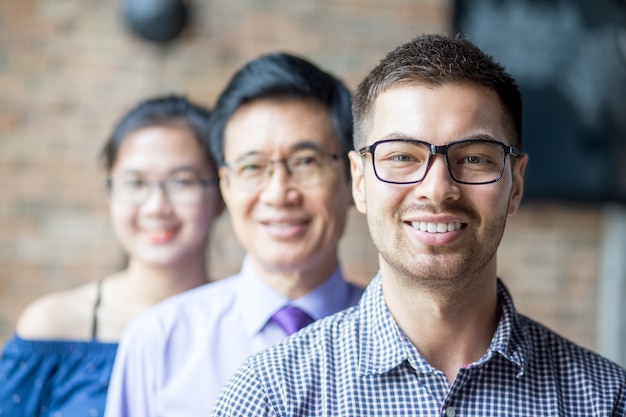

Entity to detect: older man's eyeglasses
[358,138,520,185]
[107,175,217,206]
[223,148,342,190]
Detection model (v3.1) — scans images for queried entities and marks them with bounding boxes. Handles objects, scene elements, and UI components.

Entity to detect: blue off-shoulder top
[0,280,117,416]
[0,336,118,417]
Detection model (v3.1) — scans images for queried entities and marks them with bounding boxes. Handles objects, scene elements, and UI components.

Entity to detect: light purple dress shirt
[104,257,363,417]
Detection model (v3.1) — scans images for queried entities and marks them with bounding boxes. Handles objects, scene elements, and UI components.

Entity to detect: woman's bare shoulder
[15,281,100,341]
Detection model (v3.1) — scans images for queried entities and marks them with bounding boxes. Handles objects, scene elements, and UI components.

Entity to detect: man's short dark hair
[208,52,353,175]
[353,34,523,150]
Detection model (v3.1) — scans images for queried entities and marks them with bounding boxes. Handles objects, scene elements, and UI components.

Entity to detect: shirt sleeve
[211,359,276,417]
[104,314,162,417]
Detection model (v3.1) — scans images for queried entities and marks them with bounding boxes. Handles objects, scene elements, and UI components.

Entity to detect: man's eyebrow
[290,141,326,152]
[460,133,499,141]
[375,132,421,141]
[169,166,203,174]
[231,141,331,162]
[230,150,263,161]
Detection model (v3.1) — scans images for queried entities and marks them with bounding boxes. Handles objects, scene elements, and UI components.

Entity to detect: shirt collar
[358,274,409,375]
[487,279,528,376]
[357,275,528,376]
[236,256,349,337]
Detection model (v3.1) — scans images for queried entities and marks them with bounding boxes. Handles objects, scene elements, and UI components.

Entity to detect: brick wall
[0,0,606,354]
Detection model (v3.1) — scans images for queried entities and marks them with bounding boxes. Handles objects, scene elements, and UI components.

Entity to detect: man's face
[349,83,527,289]
[220,98,351,275]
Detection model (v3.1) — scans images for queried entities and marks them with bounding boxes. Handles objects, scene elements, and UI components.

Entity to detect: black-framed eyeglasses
[223,148,342,190]
[107,176,217,206]
[358,138,520,185]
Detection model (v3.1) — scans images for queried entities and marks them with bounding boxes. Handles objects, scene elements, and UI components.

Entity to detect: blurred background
[1,0,625,365]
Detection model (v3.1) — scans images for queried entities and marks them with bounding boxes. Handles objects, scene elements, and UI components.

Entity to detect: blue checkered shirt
[212,275,626,416]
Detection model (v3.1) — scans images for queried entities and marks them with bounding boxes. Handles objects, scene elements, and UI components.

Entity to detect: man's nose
[412,155,460,204]
[258,162,299,206]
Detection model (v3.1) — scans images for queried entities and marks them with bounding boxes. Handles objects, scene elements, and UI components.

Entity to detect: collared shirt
[104,257,363,417]
[213,274,626,416]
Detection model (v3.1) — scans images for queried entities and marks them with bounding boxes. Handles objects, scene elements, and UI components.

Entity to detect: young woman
[0,95,223,416]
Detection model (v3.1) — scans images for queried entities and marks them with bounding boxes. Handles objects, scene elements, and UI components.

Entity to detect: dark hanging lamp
[122,0,190,44]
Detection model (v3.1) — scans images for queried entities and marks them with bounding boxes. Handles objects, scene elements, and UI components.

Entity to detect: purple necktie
[271,306,314,336]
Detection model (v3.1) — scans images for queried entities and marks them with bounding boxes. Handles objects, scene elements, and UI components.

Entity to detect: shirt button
[445,406,456,417]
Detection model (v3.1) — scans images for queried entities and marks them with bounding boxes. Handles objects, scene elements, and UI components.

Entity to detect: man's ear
[507,153,528,215]
[349,150,367,215]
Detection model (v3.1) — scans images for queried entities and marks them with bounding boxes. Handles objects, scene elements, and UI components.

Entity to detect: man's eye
[387,153,420,163]
[462,155,488,165]
[237,162,265,175]
[169,178,198,188]
[291,154,321,167]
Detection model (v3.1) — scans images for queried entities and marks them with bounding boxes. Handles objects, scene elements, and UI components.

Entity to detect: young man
[212,34,626,416]
[104,53,363,417]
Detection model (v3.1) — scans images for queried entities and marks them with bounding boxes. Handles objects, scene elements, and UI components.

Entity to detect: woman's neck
[124,258,209,306]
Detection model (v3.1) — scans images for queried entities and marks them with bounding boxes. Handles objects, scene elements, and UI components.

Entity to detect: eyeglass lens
[109,177,210,206]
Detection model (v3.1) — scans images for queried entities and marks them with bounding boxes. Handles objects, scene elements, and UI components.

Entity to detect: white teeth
[271,222,298,228]
[411,222,462,233]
